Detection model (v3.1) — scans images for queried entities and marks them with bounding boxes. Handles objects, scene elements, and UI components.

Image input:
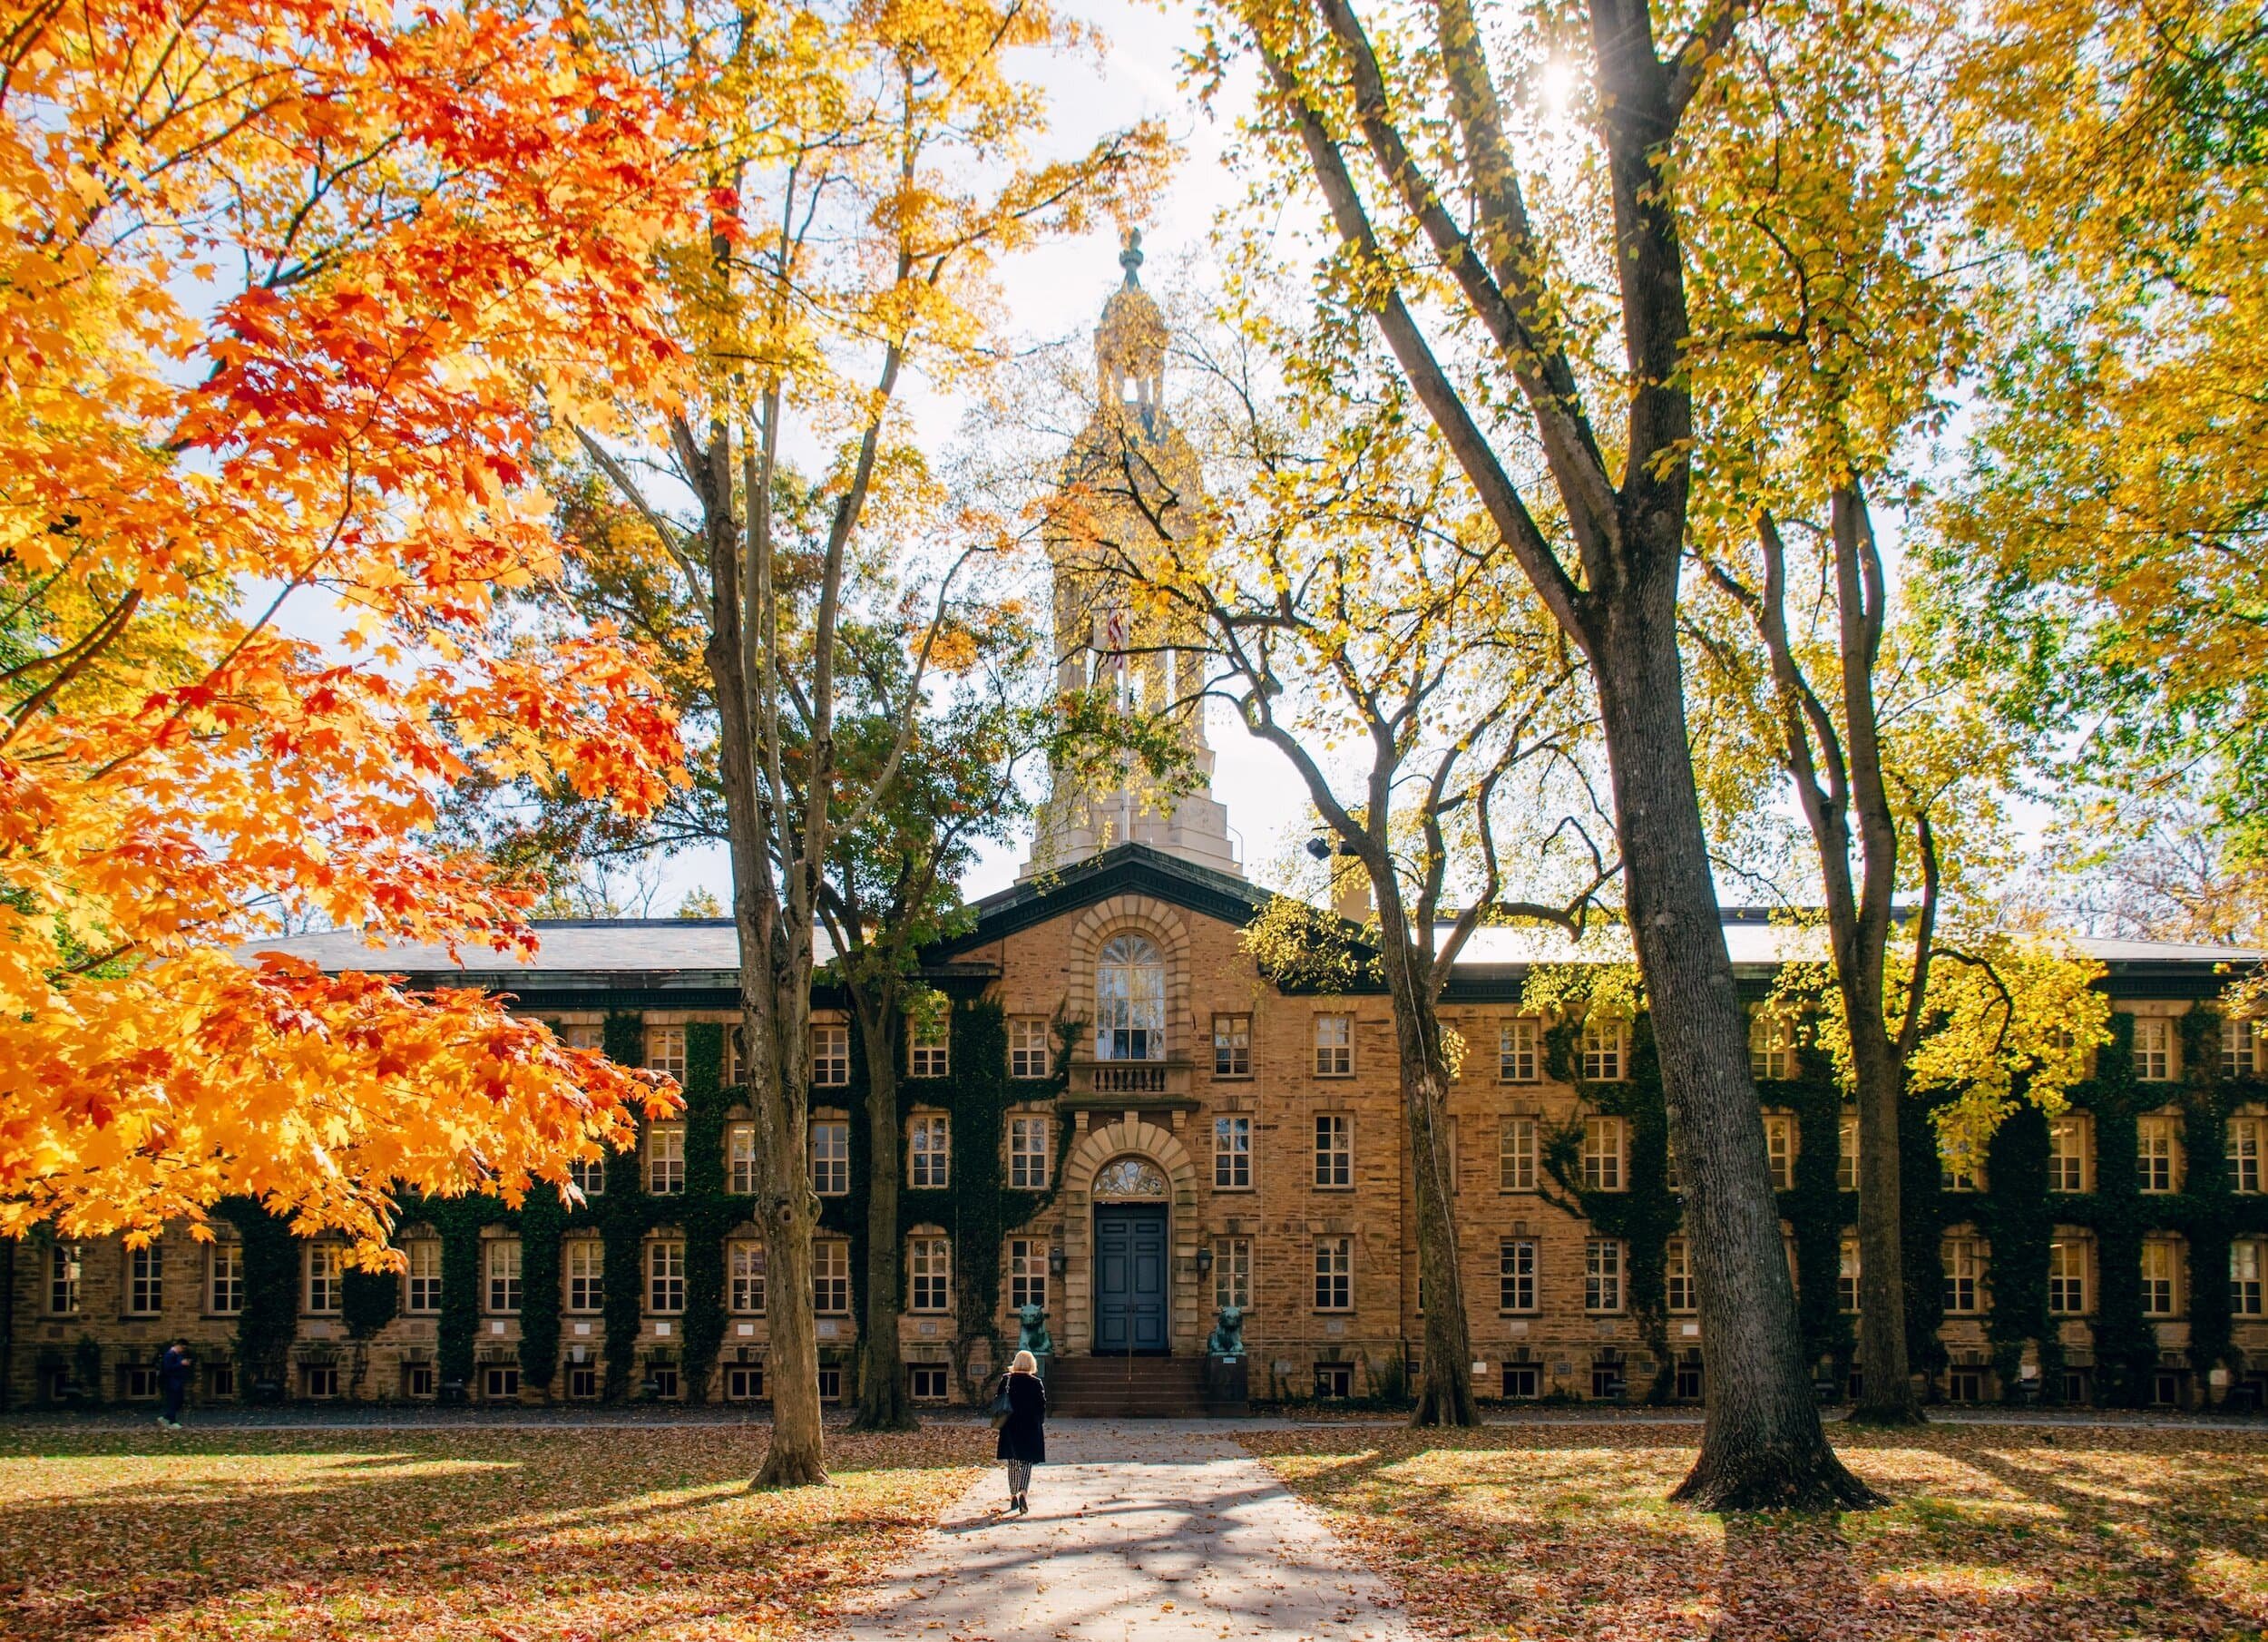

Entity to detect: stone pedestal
[1204,1352,1248,1415]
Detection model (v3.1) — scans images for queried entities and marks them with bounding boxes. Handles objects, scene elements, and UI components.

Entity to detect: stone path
[837,1418,1421,1642]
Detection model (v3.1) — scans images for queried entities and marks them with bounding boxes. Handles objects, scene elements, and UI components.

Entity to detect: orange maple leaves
[2,0,694,1251]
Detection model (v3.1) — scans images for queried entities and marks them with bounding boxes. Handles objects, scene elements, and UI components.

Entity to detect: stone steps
[1045,1355,1244,1418]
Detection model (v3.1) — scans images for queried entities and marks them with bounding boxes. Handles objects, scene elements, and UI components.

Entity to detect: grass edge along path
[1240,1422,2268,1640]
[0,1424,986,1641]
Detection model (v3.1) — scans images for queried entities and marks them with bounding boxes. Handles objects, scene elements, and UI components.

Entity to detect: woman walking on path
[996,1350,1046,1514]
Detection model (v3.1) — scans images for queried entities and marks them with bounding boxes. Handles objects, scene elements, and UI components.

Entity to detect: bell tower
[1020,233,1241,879]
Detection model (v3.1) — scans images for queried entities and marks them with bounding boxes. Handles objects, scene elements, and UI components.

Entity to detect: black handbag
[989,1376,1012,1430]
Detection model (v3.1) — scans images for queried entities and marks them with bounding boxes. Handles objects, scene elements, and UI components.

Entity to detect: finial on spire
[1119,227,1144,287]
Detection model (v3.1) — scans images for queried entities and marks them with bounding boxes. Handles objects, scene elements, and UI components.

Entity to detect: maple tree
[1201,0,1875,1504]
[0,0,689,1255]
[563,0,1167,1484]
[1055,296,1613,1426]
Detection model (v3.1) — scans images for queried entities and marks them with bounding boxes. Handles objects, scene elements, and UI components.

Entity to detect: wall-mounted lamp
[1196,1246,1214,1276]
[1048,1245,1066,1276]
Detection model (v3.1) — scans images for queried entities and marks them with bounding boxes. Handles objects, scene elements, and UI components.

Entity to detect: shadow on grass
[0,1425,986,1640]
[1242,1422,2268,1641]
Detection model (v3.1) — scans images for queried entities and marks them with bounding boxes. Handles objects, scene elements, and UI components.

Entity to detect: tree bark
[1595,585,1881,1510]
[849,990,916,1432]
[1359,889,1477,1425]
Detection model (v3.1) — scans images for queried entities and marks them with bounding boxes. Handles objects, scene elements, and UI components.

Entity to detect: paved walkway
[837,1418,1421,1642]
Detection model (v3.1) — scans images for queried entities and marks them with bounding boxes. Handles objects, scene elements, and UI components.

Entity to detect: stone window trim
[2048,1113,2094,1194]
[1213,1113,1254,1191]
[2137,1112,2184,1195]
[1212,1012,1254,1080]
[1496,1017,1541,1084]
[811,1021,852,1089]
[908,1230,953,1314]
[2131,1013,2177,1082]
[1498,1237,1539,1314]
[1064,902,1195,1069]
[565,1238,604,1314]
[1313,1235,1354,1312]
[1313,1013,1355,1079]
[1008,1016,1052,1080]
[207,1238,246,1318]
[908,1109,951,1190]
[1008,1111,1053,1190]
[1313,1111,1354,1189]
[2140,1235,2184,1318]
[909,1021,951,1080]
[1498,1115,1539,1193]
[2048,1236,2091,1317]
[729,1238,767,1315]
[485,1236,523,1315]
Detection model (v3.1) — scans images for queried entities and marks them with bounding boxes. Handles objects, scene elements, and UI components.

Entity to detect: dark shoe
[1015,1494,1029,1514]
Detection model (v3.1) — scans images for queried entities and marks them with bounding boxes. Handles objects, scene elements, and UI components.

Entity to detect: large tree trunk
[1373,909,1479,1425]
[849,991,915,1432]
[1596,588,1880,1510]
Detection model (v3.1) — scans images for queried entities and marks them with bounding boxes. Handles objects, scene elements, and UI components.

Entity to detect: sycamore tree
[563,0,1165,1485]
[1938,1,2268,974]
[1051,298,1613,1426]
[1199,0,1878,1502]
[0,0,689,1255]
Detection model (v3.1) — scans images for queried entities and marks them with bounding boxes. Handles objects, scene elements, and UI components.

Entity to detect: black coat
[995,1371,1046,1463]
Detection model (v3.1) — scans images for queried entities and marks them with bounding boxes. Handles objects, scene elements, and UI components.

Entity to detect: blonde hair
[1010,1350,1039,1374]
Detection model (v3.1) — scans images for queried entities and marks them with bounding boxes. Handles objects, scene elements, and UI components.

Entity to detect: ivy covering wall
[1535,1000,2268,1407]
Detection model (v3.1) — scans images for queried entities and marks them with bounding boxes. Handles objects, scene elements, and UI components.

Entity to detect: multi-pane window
[811,1119,850,1196]
[210,1244,245,1315]
[1838,1237,1862,1313]
[1214,1115,1253,1188]
[1585,1239,1624,1312]
[646,1025,687,1082]
[127,1242,163,1315]
[2141,1238,2181,1317]
[486,1239,523,1314]
[306,1245,341,1314]
[2138,1116,2180,1193]
[1008,1238,1049,1311]
[649,1240,685,1314]
[1838,1112,1860,1192]
[1009,1018,1051,1080]
[2225,1018,2260,1080]
[1942,1236,1983,1315]
[728,1122,758,1195]
[2133,1017,2174,1081]
[1214,1236,1253,1310]
[1582,1116,1626,1191]
[1499,1238,1538,1312]
[1498,1117,1538,1191]
[1213,1014,1252,1078]
[1942,1152,1980,1193]
[405,1241,442,1313]
[1314,1236,1353,1310]
[1315,1015,1354,1077]
[1498,1019,1540,1082]
[1580,1019,1628,1081]
[566,1240,603,1312]
[2048,1116,2091,1192]
[1010,1115,1052,1189]
[2048,1240,2089,1315]
[559,1022,604,1051]
[1096,934,1166,1060]
[1664,1131,1683,1193]
[909,1113,950,1188]
[1314,1114,1353,1188]
[909,1023,950,1080]
[1750,1011,1794,1080]
[647,1124,686,1195]
[2233,1241,2264,1317]
[2229,1117,2264,1194]
[812,1022,850,1087]
[729,1241,766,1314]
[49,1243,82,1315]
[1763,1113,1797,1191]
[814,1239,851,1314]
[1667,1236,1696,1313]
[570,1153,609,1198]
[909,1236,951,1312]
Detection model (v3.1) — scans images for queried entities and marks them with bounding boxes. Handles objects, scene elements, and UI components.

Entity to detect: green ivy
[218,1197,300,1395]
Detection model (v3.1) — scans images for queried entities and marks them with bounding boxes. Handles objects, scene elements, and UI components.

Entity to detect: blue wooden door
[1094,1205,1169,1354]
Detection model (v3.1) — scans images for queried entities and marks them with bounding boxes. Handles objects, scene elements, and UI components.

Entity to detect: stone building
[5,254,2265,1416]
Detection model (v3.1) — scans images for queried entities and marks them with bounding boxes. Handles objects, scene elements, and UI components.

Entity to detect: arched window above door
[1095,933,1166,1060]
[1092,1155,1169,1198]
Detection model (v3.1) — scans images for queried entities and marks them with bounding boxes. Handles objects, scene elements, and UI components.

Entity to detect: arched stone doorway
[1059,1117,1201,1356]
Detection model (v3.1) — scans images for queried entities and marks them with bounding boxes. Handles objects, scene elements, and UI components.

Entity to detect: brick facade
[7,845,2263,1412]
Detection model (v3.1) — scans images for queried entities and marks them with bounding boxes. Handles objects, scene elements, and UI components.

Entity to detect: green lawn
[1244,1423,2268,1640]
[0,1426,983,1640]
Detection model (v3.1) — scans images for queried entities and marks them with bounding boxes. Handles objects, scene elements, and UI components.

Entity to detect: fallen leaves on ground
[0,1424,984,1639]
[1242,1422,2268,1640]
